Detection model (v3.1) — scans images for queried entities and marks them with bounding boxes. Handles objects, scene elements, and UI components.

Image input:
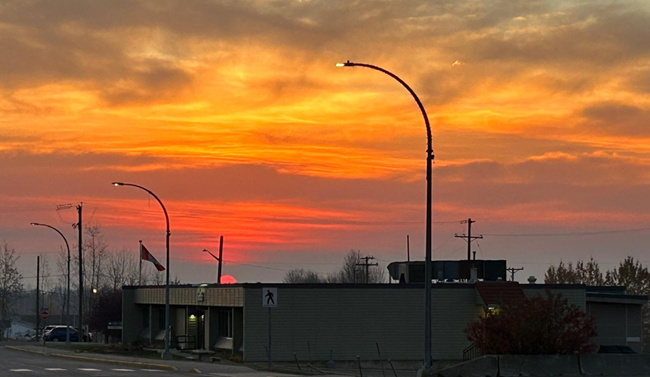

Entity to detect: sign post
[262,288,277,369]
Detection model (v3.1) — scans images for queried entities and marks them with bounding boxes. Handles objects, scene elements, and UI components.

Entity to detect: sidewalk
[2,342,341,376]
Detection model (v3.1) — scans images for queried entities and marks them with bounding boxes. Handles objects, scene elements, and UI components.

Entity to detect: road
[0,345,423,377]
[0,346,176,376]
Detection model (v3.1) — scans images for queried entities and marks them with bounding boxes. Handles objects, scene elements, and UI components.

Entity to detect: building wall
[588,302,643,353]
[133,286,244,307]
[123,284,647,360]
[122,288,143,344]
[432,287,482,359]
[242,284,478,362]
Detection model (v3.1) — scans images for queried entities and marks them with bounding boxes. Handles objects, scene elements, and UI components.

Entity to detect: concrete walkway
[1,342,342,376]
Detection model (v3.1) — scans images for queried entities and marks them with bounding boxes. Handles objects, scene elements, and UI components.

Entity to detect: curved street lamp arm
[31,222,72,344]
[112,182,171,235]
[30,223,71,253]
[203,249,220,262]
[340,61,434,160]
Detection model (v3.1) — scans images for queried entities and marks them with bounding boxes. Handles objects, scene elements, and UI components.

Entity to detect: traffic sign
[262,287,277,307]
[40,308,49,320]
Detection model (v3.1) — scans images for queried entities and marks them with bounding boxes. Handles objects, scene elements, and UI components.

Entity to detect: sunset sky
[2,0,650,286]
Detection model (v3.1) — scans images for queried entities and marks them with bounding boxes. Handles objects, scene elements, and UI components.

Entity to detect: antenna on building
[406,235,410,262]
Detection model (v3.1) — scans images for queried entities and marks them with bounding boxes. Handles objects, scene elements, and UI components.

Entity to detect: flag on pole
[141,244,165,271]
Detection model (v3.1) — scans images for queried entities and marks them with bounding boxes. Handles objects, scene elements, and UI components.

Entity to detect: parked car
[43,327,80,342]
[40,325,65,339]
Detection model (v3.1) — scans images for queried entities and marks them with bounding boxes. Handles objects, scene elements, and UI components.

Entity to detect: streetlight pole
[31,222,72,345]
[336,60,434,371]
[112,182,172,359]
[203,235,224,284]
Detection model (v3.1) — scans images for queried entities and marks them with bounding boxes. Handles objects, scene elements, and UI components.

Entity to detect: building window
[142,308,150,327]
[218,309,233,338]
[159,308,165,330]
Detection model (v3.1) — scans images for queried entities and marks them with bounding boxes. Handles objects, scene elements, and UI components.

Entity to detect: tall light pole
[336,60,434,371]
[31,222,72,345]
[203,235,224,284]
[112,182,172,359]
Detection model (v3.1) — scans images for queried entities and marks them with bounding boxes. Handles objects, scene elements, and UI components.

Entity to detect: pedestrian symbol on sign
[262,287,277,307]
[265,290,275,304]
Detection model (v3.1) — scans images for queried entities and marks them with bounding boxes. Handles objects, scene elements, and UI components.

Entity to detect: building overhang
[586,293,648,305]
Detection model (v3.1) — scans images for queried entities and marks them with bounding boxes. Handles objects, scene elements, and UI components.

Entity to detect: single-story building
[123,279,647,362]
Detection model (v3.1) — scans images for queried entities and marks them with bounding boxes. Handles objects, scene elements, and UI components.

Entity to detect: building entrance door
[188,308,205,350]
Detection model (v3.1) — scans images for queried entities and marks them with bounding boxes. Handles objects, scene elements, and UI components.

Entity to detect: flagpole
[139,240,143,285]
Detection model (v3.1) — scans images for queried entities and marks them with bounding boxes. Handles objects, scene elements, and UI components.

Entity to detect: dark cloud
[581,102,650,136]
[627,68,650,94]
[466,3,650,65]
[2,0,648,107]
[0,150,162,173]
[100,60,194,106]
[434,152,650,214]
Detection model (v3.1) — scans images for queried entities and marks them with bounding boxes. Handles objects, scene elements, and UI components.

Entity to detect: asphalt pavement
[0,341,430,377]
[0,343,331,376]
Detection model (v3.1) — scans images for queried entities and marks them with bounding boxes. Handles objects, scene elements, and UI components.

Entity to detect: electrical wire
[482,227,650,237]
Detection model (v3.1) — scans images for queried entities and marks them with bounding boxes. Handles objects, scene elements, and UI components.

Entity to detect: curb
[3,346,178,371]
[3,346,48,356]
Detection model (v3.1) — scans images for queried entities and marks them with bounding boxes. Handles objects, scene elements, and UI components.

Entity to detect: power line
[483,227,650,237]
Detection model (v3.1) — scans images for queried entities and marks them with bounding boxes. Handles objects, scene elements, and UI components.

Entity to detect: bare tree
[38,255,52,310]
[0,244,24,337]
[104,249,140,291]
[83,224,108,288]
[150,270,164,285]
[326,250,386,283]
[327,250,360,283]
[54,247,69,320]
[283,268,324,283]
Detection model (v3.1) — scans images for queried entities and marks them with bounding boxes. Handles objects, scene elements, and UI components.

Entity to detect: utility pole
[77,203,83,341]
[217,235,224,284]
[56,202,83,340]
[36,256,40,341]
[506,267,524,282]
[203,235,224,284]
[406,235,410,262]
[455,218,483,260]
[356,255,378,284]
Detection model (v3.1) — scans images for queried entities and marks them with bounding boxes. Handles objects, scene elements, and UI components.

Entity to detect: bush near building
[465,291,597,355]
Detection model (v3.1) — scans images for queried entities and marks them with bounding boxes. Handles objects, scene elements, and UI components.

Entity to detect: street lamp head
[112,182,124,186]
[202,249,209,253]
[336,60,355,67]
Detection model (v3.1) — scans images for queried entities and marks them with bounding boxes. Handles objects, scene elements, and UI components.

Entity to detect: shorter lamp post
[203,235,224,284]
[31,222,71,345]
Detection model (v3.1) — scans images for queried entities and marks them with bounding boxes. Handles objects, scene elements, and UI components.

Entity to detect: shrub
[465,291,597,355]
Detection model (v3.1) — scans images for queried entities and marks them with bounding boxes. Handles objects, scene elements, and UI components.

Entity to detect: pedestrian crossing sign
[262,287,277,307]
